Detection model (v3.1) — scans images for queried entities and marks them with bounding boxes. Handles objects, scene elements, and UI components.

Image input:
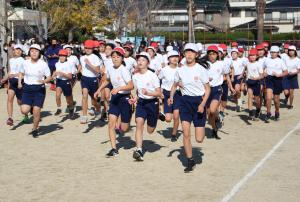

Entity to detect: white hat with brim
[29,44,41,51]
[167,50,179,59]
[288,45,297,51]
[13,44,23,51]
[270,46,280,52]
[184,43,198,52]
[136,52,151,62]
[63,45,73,49]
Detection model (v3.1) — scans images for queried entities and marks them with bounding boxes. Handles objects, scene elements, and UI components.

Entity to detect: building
[151,0,229,33]
[7,8,47,42]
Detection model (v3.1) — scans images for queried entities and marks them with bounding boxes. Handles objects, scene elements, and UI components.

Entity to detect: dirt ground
[0,83,299,202]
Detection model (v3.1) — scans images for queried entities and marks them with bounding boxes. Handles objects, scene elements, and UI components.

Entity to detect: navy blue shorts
[22,84,46,108]
[109,93,132,123]
[105,83,113,90]
[234,75,243,86]
[221,82,228,102]
[56,79,72,97]
[247,79,261,96]
[81,76,99,98]
[135,98,159,128]
[163,89,181,114]
[282,75,299,90]
[207,85,222,107]
[8,78,23,100]
[180,95,206,127]
[266,75,283,95]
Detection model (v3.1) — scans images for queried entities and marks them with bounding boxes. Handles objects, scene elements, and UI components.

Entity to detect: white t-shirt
[231,58,245,76]
[149,58,162,75]
[21,59,51,85]
[264,57,287,76]
[55,61,73,80]
[239,56,249,66]
[246,61,263,80]
[207,60,227,87]
[68,55,79,74]
[9,57,25,78]
[132,70,160,99]
[124,57,137,74]
[257,57,266,69]
[80,54,102,78]
[223,57,232,73]
[174,63,209,96]
[155,53,164,66]
[281,53,289,63]
[158,65,178,91]
[103,56,114,74]
[284,57,300,74]
[163,54,169,65]
[107,64,132,94]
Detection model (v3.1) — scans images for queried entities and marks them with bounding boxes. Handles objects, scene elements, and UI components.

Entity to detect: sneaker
[159,112,166,122]
[274,112,280,121]
[236,105,241,112]
[287,105,294,110]
[88,108,95,116]
[265,113,271,123]
[29,129,39,138]
[184,158,196,173]
[65,107,69,113]
[6,118,13,126]
[283,97,288,105]
[106,148,119,158]
[133,148,144,161]
[248,110,255,121]
[80,116,88,124]
[100,111,108,121]
[54,109,62,116]
[68,107,75,118]
[212,129,221,140]
[171,135,178,142]
[255,109,261,119]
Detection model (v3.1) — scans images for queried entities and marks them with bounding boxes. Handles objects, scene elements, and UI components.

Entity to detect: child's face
[137,57,149,70]
[111,52,123,67]
[59,56,67,63]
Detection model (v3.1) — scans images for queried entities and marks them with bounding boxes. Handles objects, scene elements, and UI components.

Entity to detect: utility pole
[187,0,195,43]
[256,0,266,44]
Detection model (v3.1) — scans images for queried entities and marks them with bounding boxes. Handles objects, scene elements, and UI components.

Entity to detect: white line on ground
[220,122,300,202]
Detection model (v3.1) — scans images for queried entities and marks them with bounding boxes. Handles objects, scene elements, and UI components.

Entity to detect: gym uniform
[124,56,137,75]
[55,61,73,97]
[282,57,300,90]
[174,63,209,127]
[232,58,245,85]
[8,57,25,100]
[246,61,263,96]
[133,70,160,128]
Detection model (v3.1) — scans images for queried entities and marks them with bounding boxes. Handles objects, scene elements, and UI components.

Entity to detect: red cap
[150,42,158,48]
[58,49,68,56]
[93,41,100,48]
[248,48,258,56]
[111,47,125,56]
[238,47,244,53]
[256,44,264,50]
[123,45,133,50]
[99,40,105,46]
[84,40,94,49]
[219,44,227,51]
[207,45,219,52]
[262,42,269,47]
[231,42,238,47]
[284,43,290,49]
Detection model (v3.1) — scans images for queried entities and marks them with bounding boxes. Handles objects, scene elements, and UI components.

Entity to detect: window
[280,12,287,20]
[231,11,241,17]
[245,11,256,17]
[287,12,294,20]
[265,12,272,20]
[206,14,213,22]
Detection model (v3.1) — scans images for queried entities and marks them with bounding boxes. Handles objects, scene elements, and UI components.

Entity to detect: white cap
[166,45,173,52]
[114,38,121,44]
[231,48,238,53]
[184,43,198,52]
[167,50,179,59]
[13,44,23,51]
[288,45,296,51]
[196,43,203,51]
[146,46,156,52]
[137,52,151,62]
[29,44,41,51]
[270,46,280,52]
[218,47,224,54]
[63,44,73,49]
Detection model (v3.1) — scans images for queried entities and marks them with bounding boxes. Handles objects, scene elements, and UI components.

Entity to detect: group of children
[2,39,300,172]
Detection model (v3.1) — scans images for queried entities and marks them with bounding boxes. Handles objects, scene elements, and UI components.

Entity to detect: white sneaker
[88,108,95,116]
[80,116,88,124]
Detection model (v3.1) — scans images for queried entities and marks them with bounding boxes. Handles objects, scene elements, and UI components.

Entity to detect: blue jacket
[45,45,62,69]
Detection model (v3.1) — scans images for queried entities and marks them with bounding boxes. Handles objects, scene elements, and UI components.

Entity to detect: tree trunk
[68,28,74,42]
[256,0,266,44]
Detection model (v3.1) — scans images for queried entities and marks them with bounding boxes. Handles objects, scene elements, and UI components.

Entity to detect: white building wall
[230,10,255,28]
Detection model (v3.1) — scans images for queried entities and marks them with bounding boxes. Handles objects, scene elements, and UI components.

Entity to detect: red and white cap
[184,43,198,52]
[207,45,219,53]
[136,52,151,62]
[167,50,179,59]
[248,48,258,56]
[111,47,125,56]
[288,45,296,51]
